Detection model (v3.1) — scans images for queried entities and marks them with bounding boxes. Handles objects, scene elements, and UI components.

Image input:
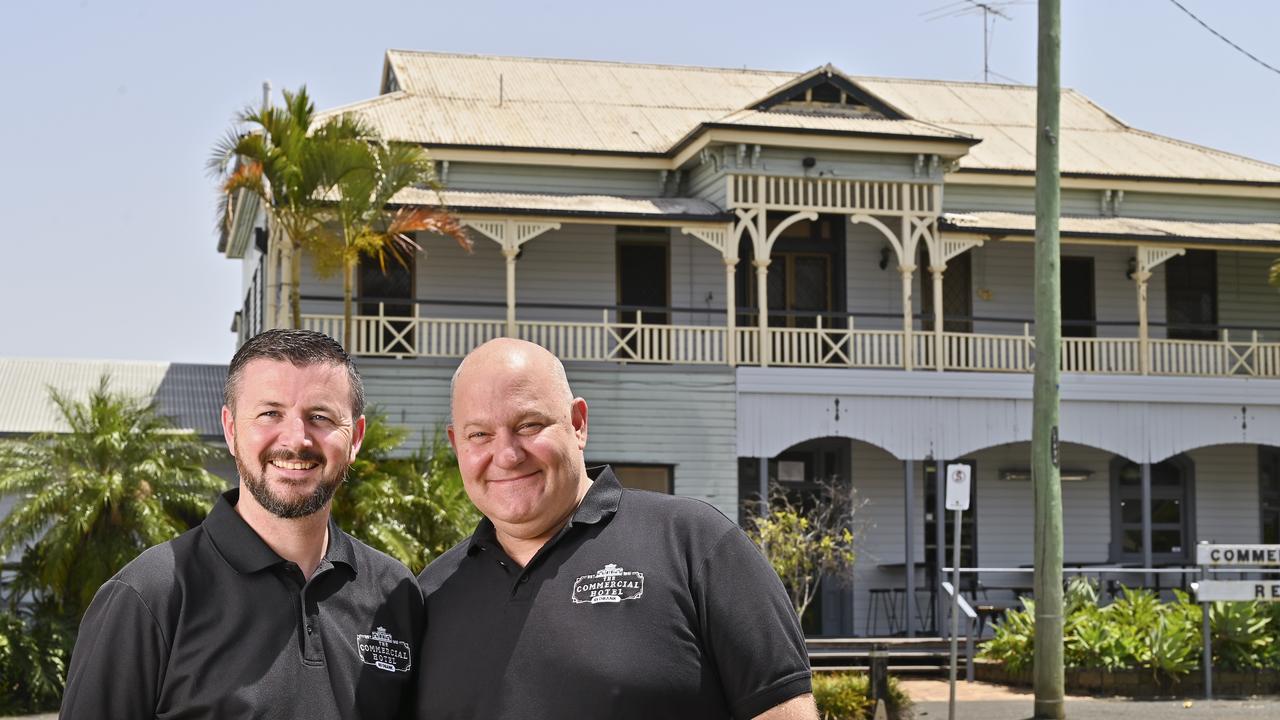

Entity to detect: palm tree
[209,86,359,329]
[331,409,479,574]
[0,377,225,616]
[309,129,472,346]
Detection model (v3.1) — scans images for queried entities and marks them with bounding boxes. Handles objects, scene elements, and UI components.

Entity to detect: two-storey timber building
[221,51,1280,637]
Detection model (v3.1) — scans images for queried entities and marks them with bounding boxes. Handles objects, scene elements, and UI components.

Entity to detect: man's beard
[234,444,348,520]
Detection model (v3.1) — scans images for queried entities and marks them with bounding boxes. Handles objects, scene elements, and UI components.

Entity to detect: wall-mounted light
[999,468,1094,482]
[878,246,891,270]
[801,156,816,169]
[1125,257,1137,280]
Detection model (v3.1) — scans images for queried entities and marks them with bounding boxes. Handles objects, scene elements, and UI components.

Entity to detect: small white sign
[1196,544,1280,567]
[1196,580,1280,602]
[944,463,971,511]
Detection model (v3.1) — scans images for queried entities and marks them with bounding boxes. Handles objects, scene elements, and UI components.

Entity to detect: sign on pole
[1196,544,1280,567]
[1196,580,1280,602]
[945,463,971,511]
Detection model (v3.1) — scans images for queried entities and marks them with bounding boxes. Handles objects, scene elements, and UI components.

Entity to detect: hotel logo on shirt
[356,626,412,673]
[572,563,645,604]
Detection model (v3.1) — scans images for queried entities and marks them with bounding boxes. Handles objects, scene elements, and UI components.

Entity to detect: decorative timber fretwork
[681,223,741,365]
[726,173,940,216]
[1132,245,1187,374]
[461,218,562,337]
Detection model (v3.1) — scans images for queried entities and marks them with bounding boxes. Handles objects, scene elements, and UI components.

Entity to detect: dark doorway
[616,230,670,325]
[1061,257,1096,338]
[737,214,846,328]
[1262,447,1280,544]
[1165,250,1217,341]
[920,250,973,333]
[359,253,415,354]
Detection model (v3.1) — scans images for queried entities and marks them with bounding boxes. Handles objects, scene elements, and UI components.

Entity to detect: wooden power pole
[1033,0,1065,718]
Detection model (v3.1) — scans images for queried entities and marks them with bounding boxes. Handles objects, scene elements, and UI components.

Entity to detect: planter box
[975,660,1280,698]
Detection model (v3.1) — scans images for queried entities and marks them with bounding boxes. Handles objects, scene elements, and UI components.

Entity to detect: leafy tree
[1271,258,1279,289]
[209,86,360,329]
[332,409,479,574]
[0,377,225,616]
[745,480,861,621]
[309,128,471,345]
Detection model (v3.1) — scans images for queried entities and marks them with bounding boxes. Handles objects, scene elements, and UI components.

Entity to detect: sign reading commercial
[1195,544,1280,567]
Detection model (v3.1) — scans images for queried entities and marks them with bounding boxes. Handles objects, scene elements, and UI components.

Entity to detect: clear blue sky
[2,0,1277,364]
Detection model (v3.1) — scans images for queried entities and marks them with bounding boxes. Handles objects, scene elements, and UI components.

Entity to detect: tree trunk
[289,243,303,329]
[343,259,355,350]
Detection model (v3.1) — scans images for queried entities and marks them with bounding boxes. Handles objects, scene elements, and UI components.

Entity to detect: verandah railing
[295,296,1280,378]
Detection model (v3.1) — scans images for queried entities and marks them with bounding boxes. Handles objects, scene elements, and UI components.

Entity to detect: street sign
[944,463,971,511]
[1196,544,1280,567]
[1196,580,1280,602]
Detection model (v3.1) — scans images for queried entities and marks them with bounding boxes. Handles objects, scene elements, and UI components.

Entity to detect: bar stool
[865,588,901,636]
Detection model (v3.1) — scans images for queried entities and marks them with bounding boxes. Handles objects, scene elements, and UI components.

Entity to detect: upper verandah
[312,50,1280,186]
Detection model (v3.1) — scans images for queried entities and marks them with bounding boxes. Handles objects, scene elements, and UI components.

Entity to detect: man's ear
[348,415,367,461]
[221,406,236,455]
[447,424,459,454]
[571,398,588,449]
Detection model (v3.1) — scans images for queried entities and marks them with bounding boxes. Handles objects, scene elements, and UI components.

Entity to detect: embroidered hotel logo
[356,626,412,673]
[572,563,645,604]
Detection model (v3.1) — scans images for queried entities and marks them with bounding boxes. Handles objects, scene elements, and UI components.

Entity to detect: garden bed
[975,658,1280,698]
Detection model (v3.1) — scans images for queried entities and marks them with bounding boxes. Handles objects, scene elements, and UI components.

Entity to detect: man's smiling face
[222,358,364,519]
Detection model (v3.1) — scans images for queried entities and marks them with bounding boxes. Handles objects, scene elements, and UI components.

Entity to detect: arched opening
[737,436,853,636]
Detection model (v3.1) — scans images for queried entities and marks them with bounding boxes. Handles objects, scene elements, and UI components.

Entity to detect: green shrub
[981,580,1280,678]
[812,672,912,720]
[0,604,75,713]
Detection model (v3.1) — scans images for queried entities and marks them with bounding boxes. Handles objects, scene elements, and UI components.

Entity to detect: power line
[1168,0,1280,77]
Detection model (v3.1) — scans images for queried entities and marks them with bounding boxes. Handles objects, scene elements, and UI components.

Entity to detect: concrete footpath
[902,679,1280,719]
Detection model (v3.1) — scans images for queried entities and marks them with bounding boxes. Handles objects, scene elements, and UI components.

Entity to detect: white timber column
[740,194,816,368]
[922,231,985,372]
[1132,245,1185,374]
[262,227,279,332]
[681,223,738,365]
[850,213,923,371]
[723,257,739,365]
[462,217,562,339]
[753,257,771,366]
[501,246,520,336]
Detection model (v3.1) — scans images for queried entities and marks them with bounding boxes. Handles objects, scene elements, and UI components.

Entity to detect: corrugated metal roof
[319,51,1280,184]
[710,109,971,140]
[941,211,1280,247]
[856,79,1280,182]
[392,187,729,220]
[0,359,226,438]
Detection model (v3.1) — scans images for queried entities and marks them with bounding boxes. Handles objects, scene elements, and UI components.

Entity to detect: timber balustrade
[726,174,939,215]
[293,296,1280,377]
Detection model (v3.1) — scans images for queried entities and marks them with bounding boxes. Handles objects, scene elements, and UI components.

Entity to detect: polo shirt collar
[464,465,623,556]
[205,487,358,574]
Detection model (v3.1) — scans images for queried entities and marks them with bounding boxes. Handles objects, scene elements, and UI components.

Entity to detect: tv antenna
[923,1,1024,83]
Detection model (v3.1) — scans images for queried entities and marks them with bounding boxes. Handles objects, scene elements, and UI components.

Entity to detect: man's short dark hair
[224,329,365,416]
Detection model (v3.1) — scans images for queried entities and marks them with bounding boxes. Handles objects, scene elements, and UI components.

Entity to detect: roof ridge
[384,49,800,77]
[314,90,409,118]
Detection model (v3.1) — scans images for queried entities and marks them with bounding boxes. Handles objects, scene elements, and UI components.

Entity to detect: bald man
[416,339,817,720]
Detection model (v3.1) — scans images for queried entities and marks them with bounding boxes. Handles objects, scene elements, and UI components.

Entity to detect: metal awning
[390,187,731,224]
[941,211,1280,248]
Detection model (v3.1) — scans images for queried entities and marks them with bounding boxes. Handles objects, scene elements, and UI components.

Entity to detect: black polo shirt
[62,488,423,720]
[417,466,811,719]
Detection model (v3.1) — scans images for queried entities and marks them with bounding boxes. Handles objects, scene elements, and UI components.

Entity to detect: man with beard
[62,330,423,720]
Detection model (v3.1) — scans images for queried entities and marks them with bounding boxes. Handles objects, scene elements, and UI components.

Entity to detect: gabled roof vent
[752,64,906,119]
